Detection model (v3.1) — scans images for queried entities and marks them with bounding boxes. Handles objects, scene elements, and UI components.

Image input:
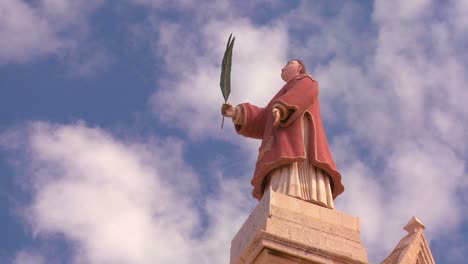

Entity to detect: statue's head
[281,59,307,82]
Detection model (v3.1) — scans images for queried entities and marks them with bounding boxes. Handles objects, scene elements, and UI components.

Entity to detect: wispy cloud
[0,0,108,75]
[301,0,468,261]
[140,0,467,262]
[1,122,252,263]
[150,18,288,141]
[0,0,62,63]
[11,250,46,264]
[1,0,467,263]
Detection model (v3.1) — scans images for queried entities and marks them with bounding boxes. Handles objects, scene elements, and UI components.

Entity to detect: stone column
[230,188,368,264]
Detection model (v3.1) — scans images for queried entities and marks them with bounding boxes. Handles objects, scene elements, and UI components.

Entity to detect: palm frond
[220,34,235,102]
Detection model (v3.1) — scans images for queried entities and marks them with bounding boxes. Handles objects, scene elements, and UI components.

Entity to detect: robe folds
[234,73,344,201]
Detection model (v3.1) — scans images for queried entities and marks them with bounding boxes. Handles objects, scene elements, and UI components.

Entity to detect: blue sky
[1,0,467,263]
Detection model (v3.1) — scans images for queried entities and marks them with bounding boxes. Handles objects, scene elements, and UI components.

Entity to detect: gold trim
[232,106,243,125]
[257,136,272,161]
[254,111,343,198]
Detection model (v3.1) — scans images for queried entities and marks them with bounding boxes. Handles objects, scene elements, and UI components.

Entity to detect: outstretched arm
[235,103,267,139]
[222,103,237,118]
[221,103,266,139]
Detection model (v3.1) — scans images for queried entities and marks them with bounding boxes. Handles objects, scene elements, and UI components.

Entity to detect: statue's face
[281,60,302,82]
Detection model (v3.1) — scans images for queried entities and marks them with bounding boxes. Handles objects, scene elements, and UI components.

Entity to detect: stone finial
[382,216,435,264]
[403,216,426,234]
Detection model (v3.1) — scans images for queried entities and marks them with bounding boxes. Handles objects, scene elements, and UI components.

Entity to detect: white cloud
[0,0,60,63]
[128,0,291,19]
[150,18,288,141]
[451,0,468,32]
[128,0,194,9]
[172,1,468,262]
[0,0,105,64]
[2,122,253,264]
[141,1,468,262]
[194,174,254,263]
[2,0,467,263]
[12,250,45,264]
[431,109,466,154]
[142,1,468,262]
[386,140,465,231]
[333,159,386,253]
[26,123,199,263]
[374,0,432,22]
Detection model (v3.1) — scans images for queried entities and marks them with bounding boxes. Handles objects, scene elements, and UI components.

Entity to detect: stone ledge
[269,189,360,232]
[238,227,368,264]
[270,206,361,243]
[252,248,314,264]
[230,189,368,264]
[261,217,367,263]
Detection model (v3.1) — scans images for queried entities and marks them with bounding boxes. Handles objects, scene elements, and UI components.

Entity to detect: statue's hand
[222,103,236,118]
[272,108,281,127]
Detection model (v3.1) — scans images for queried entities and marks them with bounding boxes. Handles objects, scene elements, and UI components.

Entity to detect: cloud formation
[303,0,468,260]
[149,18,288,140]
[2,122,253,263]
[12,250,46,264]
[0,0,108,75]
[1,0,467,263]
[0,0,61,63]
[143,0,468,262]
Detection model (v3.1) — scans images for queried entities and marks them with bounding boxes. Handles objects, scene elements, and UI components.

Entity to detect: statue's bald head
[292,59,307,74]
[281,59,308,82]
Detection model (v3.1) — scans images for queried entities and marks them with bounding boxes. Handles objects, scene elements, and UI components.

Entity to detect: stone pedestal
[230,189,368,264]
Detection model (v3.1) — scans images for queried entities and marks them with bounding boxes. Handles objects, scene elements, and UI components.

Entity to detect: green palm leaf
[220,34,235,129]
[220,34,235,102]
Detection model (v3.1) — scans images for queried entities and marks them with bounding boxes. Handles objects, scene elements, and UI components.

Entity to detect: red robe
[235,73,344,200]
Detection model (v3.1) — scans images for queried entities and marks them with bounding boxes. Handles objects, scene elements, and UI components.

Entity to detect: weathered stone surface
[230,189,369,264]
[230,189,271,262]
[380,217,436,264]
[270,206,361,243]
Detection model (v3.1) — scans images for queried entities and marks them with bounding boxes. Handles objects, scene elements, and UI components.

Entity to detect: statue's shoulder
[294,73,315,82]
[294,74,317,86]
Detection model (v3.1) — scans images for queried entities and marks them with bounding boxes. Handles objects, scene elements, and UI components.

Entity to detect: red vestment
[235,73,344,200]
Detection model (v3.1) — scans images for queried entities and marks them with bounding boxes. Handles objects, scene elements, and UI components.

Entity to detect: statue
[221,59,344,209]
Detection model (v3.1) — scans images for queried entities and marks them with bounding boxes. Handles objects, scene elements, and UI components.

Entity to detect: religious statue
[221,58,344,209]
